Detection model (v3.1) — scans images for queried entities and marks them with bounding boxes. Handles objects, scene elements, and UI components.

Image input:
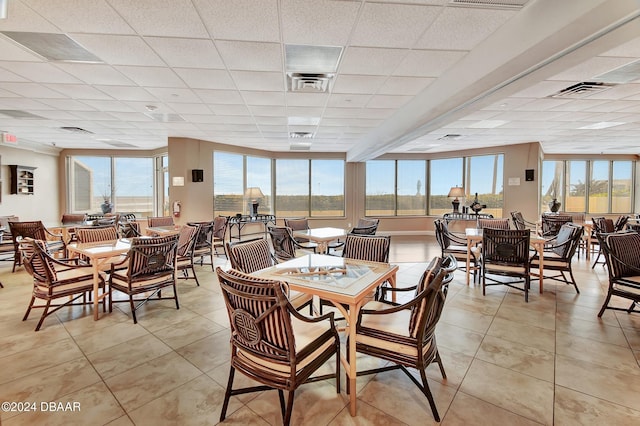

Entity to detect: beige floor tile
[3,381,125,426]
[105,351,202,412]
[221,405,271,425]
[554,385,640,426]
[128,374,240,425]
[556,315,628,346]
[152,315,224,349]
[446,292,502,316]
[440,306,494,334]
[329,402,408,425]
[435,322,484,357]
[425,346,474,389]
[86,333,173,379]
[442,391,542,426]
[486,316,555,352]
[58,307,133,337]
[0,338,84,384]
[357,368,456,425]
[556,301,619,327]
[476,335,554,382]
[176,329,231,372]
[555,354,640,411]
[127,303,199,333]
[496,303,556,330]
[74,321,150,354]
[460,359,554,425]
[555,332,638,375]
[626,327,640,351]
[106,416,135,426]
[0,321,70,357]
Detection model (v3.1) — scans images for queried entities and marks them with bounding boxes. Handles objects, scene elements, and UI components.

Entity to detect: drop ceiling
[0,0,640,159]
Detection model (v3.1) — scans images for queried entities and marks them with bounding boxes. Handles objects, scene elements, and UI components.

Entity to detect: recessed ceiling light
[285,44,343,73]
[468,120,509,128]
[1,31,102,62]
[578,122,625,130]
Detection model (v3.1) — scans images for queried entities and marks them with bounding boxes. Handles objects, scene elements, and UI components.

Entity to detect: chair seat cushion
[484,264,527,274]
[614,277,640,295]
[531,252,568,268]
[111,270,175,290]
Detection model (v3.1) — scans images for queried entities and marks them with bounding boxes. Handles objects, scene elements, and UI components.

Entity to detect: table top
[67,239,131,257]
[293,227,347,240]
[254,253,397,302]
[146,225,181,235]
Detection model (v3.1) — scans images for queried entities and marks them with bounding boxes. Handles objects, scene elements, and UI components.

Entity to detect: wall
[0,145,60,224]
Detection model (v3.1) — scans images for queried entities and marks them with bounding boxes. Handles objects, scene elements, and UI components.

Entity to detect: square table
[67,239,131,320]
[465,228,547,292]
[292,227,347,254]
[253,253,398,417]
[145,225,181,237]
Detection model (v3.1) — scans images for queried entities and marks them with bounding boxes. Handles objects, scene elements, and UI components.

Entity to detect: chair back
[342,234,390,263]
[478,218,510,230]
[626,222,640,233]
[267,226,297,262]
[614,215,629,232]
[482,228,531,268]
[188,220,215,250]
[283,218,309,232]
[118,213,137,223]
[9,221,47,242]
[356,218,380,229]
[125,235,178,282]
[510,211,526,230]
[20,238,57,284]
[409,258,451,339]
[148,216,175,227]
[76,225,118,243]
[177,224,199,257]
[118,221,141,238]
[213,216,228,239]
[216,267,296,367]
[553,224,583,259]
[226,238,273,273]
[592,217,615,234]
[61,213,87,225]
[434,219,450,251]
[597,231,640,279]
[541,214,572,237]
[349,225,377,235]
[97,216,117,226]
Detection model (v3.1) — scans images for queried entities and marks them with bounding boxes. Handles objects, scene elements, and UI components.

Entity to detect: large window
[275,159,309,217]
[213,152,244,216]
[466,154,504,217]
[397,160,426,215]
[430,158,463,215]
[67,156,155,216]
[542,159,634,213]
[365,161,395,216]
[311,160,345,217]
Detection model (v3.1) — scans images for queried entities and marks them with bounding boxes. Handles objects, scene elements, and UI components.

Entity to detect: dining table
[292,227,347,254]
[66,238,132,320]
[253,253,398,417]
[465,228,547,292]
[145,225,181,237]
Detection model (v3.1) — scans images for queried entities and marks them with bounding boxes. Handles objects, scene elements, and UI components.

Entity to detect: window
[466,154,503,217]
[397,160,426,216]
[275,159,309,217]
[247,156,272,215]
[365,161,395,216]
[542,159,634,214]
[311,160,345,217]
[214,152,244,217]
[67,156,155,217]
[430,158,463,215]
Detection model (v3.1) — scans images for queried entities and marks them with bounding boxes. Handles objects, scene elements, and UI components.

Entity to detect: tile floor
[0,235,639,425]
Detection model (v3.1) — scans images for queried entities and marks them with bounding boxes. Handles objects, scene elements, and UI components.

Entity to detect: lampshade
[244,187,264,199]
[448,186,465,198]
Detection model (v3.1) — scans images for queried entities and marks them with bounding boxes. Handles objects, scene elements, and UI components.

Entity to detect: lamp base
[451,198,460,213]
[251,202,259,217]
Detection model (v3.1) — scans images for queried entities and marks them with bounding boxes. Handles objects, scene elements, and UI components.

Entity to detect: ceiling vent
[289,131,314,139]
[103,140,138,148]
[450,0,530,8]
[287,73,334,93]
[0,109,45,119]
[290,143,311,151]
[60,126,93,134]
[1,32,102,62]
[145,112,185,123]
[437,134,464,141]
[549,82,615,99]
[594,59,640,84]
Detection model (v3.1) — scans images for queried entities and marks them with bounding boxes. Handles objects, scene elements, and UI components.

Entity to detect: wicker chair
[75,225,121,267]
[614,215,629,232]
[176,224,200,286]
[591,217,615,268]
[481,228,532,302]
[531,223,583,293]
[478,218,510,229]
[9,221,66,272]
[108,235,180,324]
[282,217,318,251]
[216,267,340,426]
[434,219,480,282]
[212,216,228,257]
[596,231,640,317]
[118,221,141,238]
[147,216,175,227]
[186,220,215,268]
[540,214,572,238]
[267,225,316,262]
[21,238,106,331]
[226,238,312,311]
[352,256,455,421]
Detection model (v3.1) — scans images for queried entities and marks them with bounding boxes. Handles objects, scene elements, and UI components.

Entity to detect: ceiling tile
[174,68,235,90]
[53,63,134,85]
[0,1,60,32]
[249,105,287,116]
[45,84,114,100]
[107,0,208,37]
[0,66,28,82]
[145,37,224,69]
[3,62,80,84]
[280,0,360,46]
[327,94,372,108]
[26,0,135,34]
[70,34,165,66]
[215,41,282,72]
[548,56,637,82]
[231,71,284,91]
[94,85,157,101]
[241,91,286,106]
[0,37,43,61]
[80,99,134,112]
[144,88,201,103]
[0,82,67,98]
[332,75,386,94]
[115,66,186,88]
[285,92,329,107]
[393,50,467,77]
[194,0,280,42]
[207,104,250,115]
[339,47,408,76]
[378,76,435,95]
[195,89,244,104]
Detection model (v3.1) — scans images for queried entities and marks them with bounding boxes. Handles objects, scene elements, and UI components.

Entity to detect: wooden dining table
[253,253,398,417]
[465,228,547,292]
[292,227,347,254]
[66,239,131,320]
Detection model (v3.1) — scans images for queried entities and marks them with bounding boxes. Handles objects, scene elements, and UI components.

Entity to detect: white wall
[0,145,60,225]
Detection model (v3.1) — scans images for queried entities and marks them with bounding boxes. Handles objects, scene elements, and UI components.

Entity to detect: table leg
[318,241,328,255]
[92,262,100,321]
[466,239,472,285]
[347,304,358,416]
[538,249,544,294]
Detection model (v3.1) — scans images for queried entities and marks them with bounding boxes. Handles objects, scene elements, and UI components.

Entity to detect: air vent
[437,134,464,141]
[549,82,615,99]
[594,59,640,84]
[60,126,93,134]
[103,140,138,148]
[287,73,334,93]
[1,32,102,63]
[145,113,185,122]
[450,0,530,8]
[0,110,45,119]
[289,131,314,139]
[290,143,311,151]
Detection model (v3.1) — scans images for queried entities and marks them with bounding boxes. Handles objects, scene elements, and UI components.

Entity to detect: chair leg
[129,295,137,324]
[598,289,613,317]
[192,266,200,286]
[35,300,52,331]
[220,367,235,422]
[283,390,295,426]
[418,368,440,422]
[278,389,286,419]
[173,283,180,310]
[434,351,447,379]
[108,285,113,313]
[22,295,36,321]
[524,276,529,303]
[569,269,579,294]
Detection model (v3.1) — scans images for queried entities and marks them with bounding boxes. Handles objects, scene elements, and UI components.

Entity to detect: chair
[216,267,340,426]
[614,215,629,232]
[352,256,455,422]
[0,228,15,263]
[118,221,141,238]
[478,218,510,229]
[511,211,536,231]
[481,228,532,302]
[21,238,106,331]
[596,231,640,317]
[61,213,87,243]
[176,224,200,286]
[328,218,379,253]
[434,219,480,282]
[540,214,573,238]
[118,213,137,223]
[75,225,118,243]
[186,220,216,268]
[530,223,583,293]
[9,221,66,272]
[341,234,391,302]
[226,238,313,312]
[108,235,180,324]
[591,217,615,268]
[282,217,318,251]
[267,225,316,262]
[626,222,640,232]
[212,215,228,257]
[147,216,175,227]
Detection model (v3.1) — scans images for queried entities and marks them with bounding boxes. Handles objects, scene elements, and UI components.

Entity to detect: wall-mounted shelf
[10,165,36,195]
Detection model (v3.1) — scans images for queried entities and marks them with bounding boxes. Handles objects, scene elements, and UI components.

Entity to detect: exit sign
[2,133,17,144]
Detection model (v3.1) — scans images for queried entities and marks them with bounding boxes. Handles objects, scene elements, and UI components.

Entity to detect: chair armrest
[44,228,65,241]
[290,305,336,329]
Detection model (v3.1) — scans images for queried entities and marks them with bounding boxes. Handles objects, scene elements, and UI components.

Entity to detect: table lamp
[448,186,465,212]
[245,187,264,217]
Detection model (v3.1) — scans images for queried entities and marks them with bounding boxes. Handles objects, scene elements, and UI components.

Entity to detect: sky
[75,156,153,197]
